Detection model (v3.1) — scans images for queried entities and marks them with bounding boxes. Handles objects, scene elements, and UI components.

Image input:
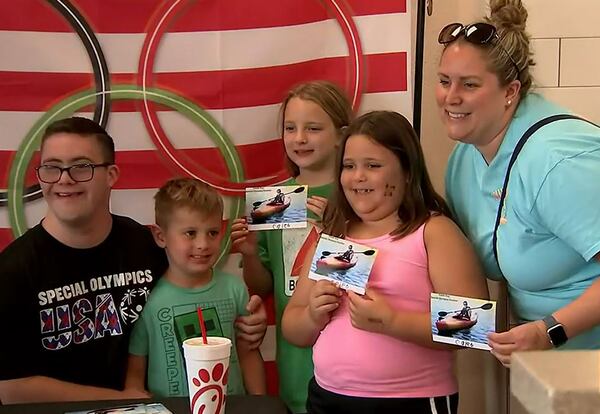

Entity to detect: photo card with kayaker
[308,234,377,295]
[245,185,308,231]
[430,293,496,351]
[66,402,173,413]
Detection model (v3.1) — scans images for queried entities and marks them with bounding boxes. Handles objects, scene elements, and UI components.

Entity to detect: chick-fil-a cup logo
[190,362,229,414]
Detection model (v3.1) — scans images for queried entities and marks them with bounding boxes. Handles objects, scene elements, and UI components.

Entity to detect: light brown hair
[279,80,353,176]
[484,0,535,98]
[322,111,451,239]
[154,178,223,228]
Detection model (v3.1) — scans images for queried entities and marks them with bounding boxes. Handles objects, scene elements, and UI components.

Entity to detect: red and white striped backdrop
[0,0,413,394]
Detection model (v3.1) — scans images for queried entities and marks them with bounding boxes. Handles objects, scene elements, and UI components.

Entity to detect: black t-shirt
[0,215,168,390]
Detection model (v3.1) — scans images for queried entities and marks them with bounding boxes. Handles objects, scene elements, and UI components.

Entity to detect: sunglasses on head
[438,22,521,80]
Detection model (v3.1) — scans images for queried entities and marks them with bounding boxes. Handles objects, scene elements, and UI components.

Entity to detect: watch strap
[542,314,568,347]
[542,315,559,330]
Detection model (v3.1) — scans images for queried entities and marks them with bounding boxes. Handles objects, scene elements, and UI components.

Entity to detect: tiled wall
[526,0,600,123]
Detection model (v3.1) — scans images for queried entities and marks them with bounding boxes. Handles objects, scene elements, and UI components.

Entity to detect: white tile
[525,0,600,38]
[560,38,600,87]
[530,39,560,87]
[537,87,600,124]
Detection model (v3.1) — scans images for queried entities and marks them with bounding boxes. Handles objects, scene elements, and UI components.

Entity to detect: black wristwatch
[542,315,568,348]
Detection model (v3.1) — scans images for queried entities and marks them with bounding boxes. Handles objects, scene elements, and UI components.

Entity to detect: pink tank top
[313,223,457,398]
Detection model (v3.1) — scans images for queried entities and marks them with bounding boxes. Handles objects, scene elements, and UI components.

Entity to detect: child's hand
[307,195,328,223]
[236,295,267,349]
[308,280,342,327]
[230,218,258,256]
[348,288,394,334]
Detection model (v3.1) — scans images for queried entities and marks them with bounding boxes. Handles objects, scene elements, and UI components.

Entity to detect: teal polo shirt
[446,93,600,349]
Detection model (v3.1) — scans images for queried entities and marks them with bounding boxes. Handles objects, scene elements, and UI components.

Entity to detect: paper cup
[182,337,232,414]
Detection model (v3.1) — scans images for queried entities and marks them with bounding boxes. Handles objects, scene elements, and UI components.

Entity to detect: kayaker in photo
[336,245,354,263]
[272,189,285,205]
[454,301,472,321]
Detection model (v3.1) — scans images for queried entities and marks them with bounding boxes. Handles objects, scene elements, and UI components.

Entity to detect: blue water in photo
[430,311,494,344]
[249,206,306,225]
[310,259,370,291]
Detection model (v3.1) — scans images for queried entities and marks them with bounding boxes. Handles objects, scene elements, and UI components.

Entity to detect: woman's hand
[308,280,342,327]
[488,320,552,367]
[347,288,394,334]
[230,218,258,256]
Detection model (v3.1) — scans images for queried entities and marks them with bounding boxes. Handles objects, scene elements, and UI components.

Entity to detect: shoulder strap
[492,114,599,270]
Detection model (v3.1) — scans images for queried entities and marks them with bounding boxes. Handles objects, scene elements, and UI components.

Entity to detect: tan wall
[419,1,600,413]
[420,0,484,192]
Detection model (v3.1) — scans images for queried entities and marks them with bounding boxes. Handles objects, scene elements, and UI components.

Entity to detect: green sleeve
[232,276,251,318]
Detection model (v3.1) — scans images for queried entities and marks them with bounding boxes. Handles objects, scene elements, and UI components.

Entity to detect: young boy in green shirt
[126,178,266,397]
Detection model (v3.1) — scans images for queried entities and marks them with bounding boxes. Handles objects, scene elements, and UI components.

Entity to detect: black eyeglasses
[35,163,112,184]
[438,22,521,80]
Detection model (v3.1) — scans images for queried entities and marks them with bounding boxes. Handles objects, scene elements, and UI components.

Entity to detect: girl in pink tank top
[282,111,489,414]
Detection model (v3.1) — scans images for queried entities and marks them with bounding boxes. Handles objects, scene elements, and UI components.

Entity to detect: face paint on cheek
[384,183,396,197]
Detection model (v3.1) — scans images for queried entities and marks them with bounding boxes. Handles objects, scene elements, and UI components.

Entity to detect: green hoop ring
[8,85,244,267]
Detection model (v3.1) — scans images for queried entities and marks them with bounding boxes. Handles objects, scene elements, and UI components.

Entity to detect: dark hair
[322,111,451,239]
[41,117,116,163]
[279,81,353,177]
[154,178,223,228]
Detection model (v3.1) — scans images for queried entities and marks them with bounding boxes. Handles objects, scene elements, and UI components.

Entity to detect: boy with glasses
[0,117,267,404]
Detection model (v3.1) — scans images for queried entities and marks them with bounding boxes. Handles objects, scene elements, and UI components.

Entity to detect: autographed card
[308,234,377,295]
[246,185,307,231]
[66,402,173,413]
[431,293,496,351]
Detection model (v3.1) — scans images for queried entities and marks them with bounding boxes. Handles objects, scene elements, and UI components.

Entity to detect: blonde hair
[279,80,353,177]
[154,178,223,227]
[484,0,535,98]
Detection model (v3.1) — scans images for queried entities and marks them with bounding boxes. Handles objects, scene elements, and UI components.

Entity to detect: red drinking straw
[197,307,208,345]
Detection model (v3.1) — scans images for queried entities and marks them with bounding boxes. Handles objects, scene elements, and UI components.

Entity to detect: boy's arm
[236,340,266,395]
[241,252,273,298]
[0,377,149,405]
[232,274,266,394]
[125,354,148,392]
[126,308,151,392]
[230,218,273,297]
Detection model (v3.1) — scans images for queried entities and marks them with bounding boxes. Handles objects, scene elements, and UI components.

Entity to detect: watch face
[548,324,568,347]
